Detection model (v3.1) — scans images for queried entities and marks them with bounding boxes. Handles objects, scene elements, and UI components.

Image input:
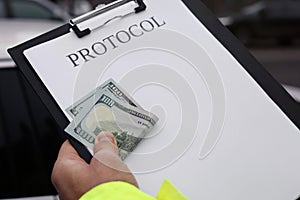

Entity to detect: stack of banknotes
[65,79,159,160]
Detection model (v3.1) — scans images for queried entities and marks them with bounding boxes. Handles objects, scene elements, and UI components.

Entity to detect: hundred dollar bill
[66,79,142,117]
[65,90,158,160]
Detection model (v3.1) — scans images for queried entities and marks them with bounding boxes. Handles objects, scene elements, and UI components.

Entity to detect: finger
[91,132,138,187]
[52,140,90,199]
[93,131,119,156]
[58,140,85,162]
[52,140,88,184]
[93,131,125,170]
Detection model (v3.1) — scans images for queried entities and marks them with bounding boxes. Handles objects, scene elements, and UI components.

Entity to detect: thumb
[93,131,123,169]
[92,131,138,187]
[94,131,119,156]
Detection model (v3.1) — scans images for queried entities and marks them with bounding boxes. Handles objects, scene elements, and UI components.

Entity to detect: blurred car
[219,0,300,45]
[0,0,70,65]
[0,0,69,198]
[0,0,70,21]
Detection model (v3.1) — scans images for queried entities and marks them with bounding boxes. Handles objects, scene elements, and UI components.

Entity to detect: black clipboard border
[8,24,92,163]
[8,1,300,163]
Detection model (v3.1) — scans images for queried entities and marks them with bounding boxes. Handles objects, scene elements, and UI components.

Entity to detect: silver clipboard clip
[70,0,146,38]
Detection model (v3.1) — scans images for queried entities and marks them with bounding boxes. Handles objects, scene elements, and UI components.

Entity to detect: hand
[51,131,138,200]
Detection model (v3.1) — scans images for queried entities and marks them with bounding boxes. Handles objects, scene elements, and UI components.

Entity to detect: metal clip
[70,0,146,38]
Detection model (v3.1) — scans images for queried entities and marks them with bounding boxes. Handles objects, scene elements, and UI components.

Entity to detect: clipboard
[8,0,300,199]
[7,0,147,163]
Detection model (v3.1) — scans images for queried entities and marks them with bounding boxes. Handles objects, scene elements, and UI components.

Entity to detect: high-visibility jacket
[80,180,187,200]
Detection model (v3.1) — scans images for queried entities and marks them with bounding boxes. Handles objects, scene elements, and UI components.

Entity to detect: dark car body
[0,66,65,199]
[223,1,300,45]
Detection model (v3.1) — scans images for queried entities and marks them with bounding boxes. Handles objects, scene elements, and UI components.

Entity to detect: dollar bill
[66,79,142,117]
[65,90,158,160]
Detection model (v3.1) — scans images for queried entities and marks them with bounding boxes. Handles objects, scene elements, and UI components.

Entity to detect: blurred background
[0,0,299,199]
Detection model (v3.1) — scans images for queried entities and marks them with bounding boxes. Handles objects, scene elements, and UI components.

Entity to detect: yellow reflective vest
[80,180,187,200]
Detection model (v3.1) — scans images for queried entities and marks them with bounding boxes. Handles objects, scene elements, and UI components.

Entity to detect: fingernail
[96,131,116,144]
